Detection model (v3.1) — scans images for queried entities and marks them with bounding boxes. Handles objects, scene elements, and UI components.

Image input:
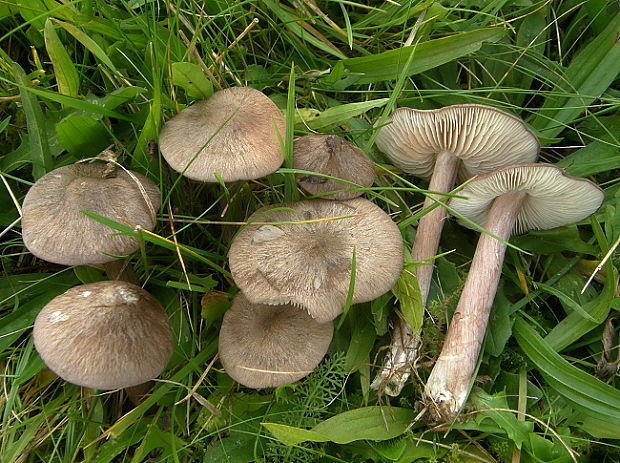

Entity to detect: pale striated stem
[422,191,526,421]
[103,259,138,284]
[411,152,460,303]
[372,151,459,396]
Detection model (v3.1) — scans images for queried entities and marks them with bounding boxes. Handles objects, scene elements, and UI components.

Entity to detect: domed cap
[449,163,605,235]
[375,104,539,181]
[33,280,173,390]
[22,163,160,266]
[159,87,286,182]
[219,293,333,388]
[294,134,376,200]
[229,198,404,322]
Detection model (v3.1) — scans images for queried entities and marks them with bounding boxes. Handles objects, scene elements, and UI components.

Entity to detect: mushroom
[372,104,539,396]
[158,86,286,183]
[422,163,604,421]
[294,134,376,200]
[229,197,404,322]
[21,161,160,280]
[33,280,173,390]
[219,293,333,388]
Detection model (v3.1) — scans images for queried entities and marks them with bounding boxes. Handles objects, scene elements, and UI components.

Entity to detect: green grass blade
[327,27,504,85]
[393,263,424,334]
[261,0,347,59]
[283,63,297,202]
[79,211,230,277]
[514,317,620,425]
[337,246,356,330]
[1,75,132,120]
[529,12,620,138]
[263,406,416,446]
[44,18,79,98]
[304,98,389,130]
[11,62,52,179]
[52,18,120,74]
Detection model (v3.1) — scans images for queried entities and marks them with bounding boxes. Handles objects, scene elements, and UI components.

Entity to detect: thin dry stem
[372,151,459,396]
[103,259,138,284]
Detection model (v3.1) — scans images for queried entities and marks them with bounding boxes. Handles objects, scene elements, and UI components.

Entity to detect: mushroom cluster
[22,155,173,391]
[372,104,539,396]
[156,86,404,389]
[371,103,604,421]
[22,83,603,418]
[224,180,404,388]
[156,89,399,388]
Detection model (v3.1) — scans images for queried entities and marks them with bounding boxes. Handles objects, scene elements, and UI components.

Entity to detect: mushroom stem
[411,151,460,303]
[422,190,526,421]
[103,260,138,284]
[372,151,459,396]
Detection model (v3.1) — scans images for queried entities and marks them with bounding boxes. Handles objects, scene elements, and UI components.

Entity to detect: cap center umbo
[252,215,354,295]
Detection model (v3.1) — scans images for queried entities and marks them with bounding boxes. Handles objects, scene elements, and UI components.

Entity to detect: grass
[1,0,620,462]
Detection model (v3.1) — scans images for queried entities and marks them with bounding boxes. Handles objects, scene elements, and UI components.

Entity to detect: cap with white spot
[33,280,173,390]
[229,198,404,322]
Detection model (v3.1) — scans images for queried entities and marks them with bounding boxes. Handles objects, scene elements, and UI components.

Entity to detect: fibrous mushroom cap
[229,198,404,322]
[449,163,605,235]
[375,104,539,180]
[294,134,376,200]
[158,87,285,182]
[218,293,333,388]
[33,280,173,390]
[22,163,160,266]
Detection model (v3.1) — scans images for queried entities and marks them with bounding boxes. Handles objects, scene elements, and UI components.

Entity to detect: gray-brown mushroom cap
[218,293,333,388]
[449,163,605,235]
[229,198,404,322]
[158,87,285,182]
[22,163,160,266]
[294,134,376,200]
[33,280,173,390]
[375,104,539,181]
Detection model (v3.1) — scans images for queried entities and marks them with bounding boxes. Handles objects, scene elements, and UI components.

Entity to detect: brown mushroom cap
[33,280,173,390]
[22,163,160,266]
[218,293,333,388]
[294,134,376,200]
[158,87,285,182]
[375,104,539,181]
[449,163,605,235]
[229,198,404,322]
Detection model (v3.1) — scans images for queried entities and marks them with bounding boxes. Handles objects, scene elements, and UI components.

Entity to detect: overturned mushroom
[33,280,173,390]
[219,293,333,388]
[422,163,604,421]
[21,162,160,280]
[159,87,285,182]
[372,104,538,396]
[294,134,375,200]
[229,198,404,322]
